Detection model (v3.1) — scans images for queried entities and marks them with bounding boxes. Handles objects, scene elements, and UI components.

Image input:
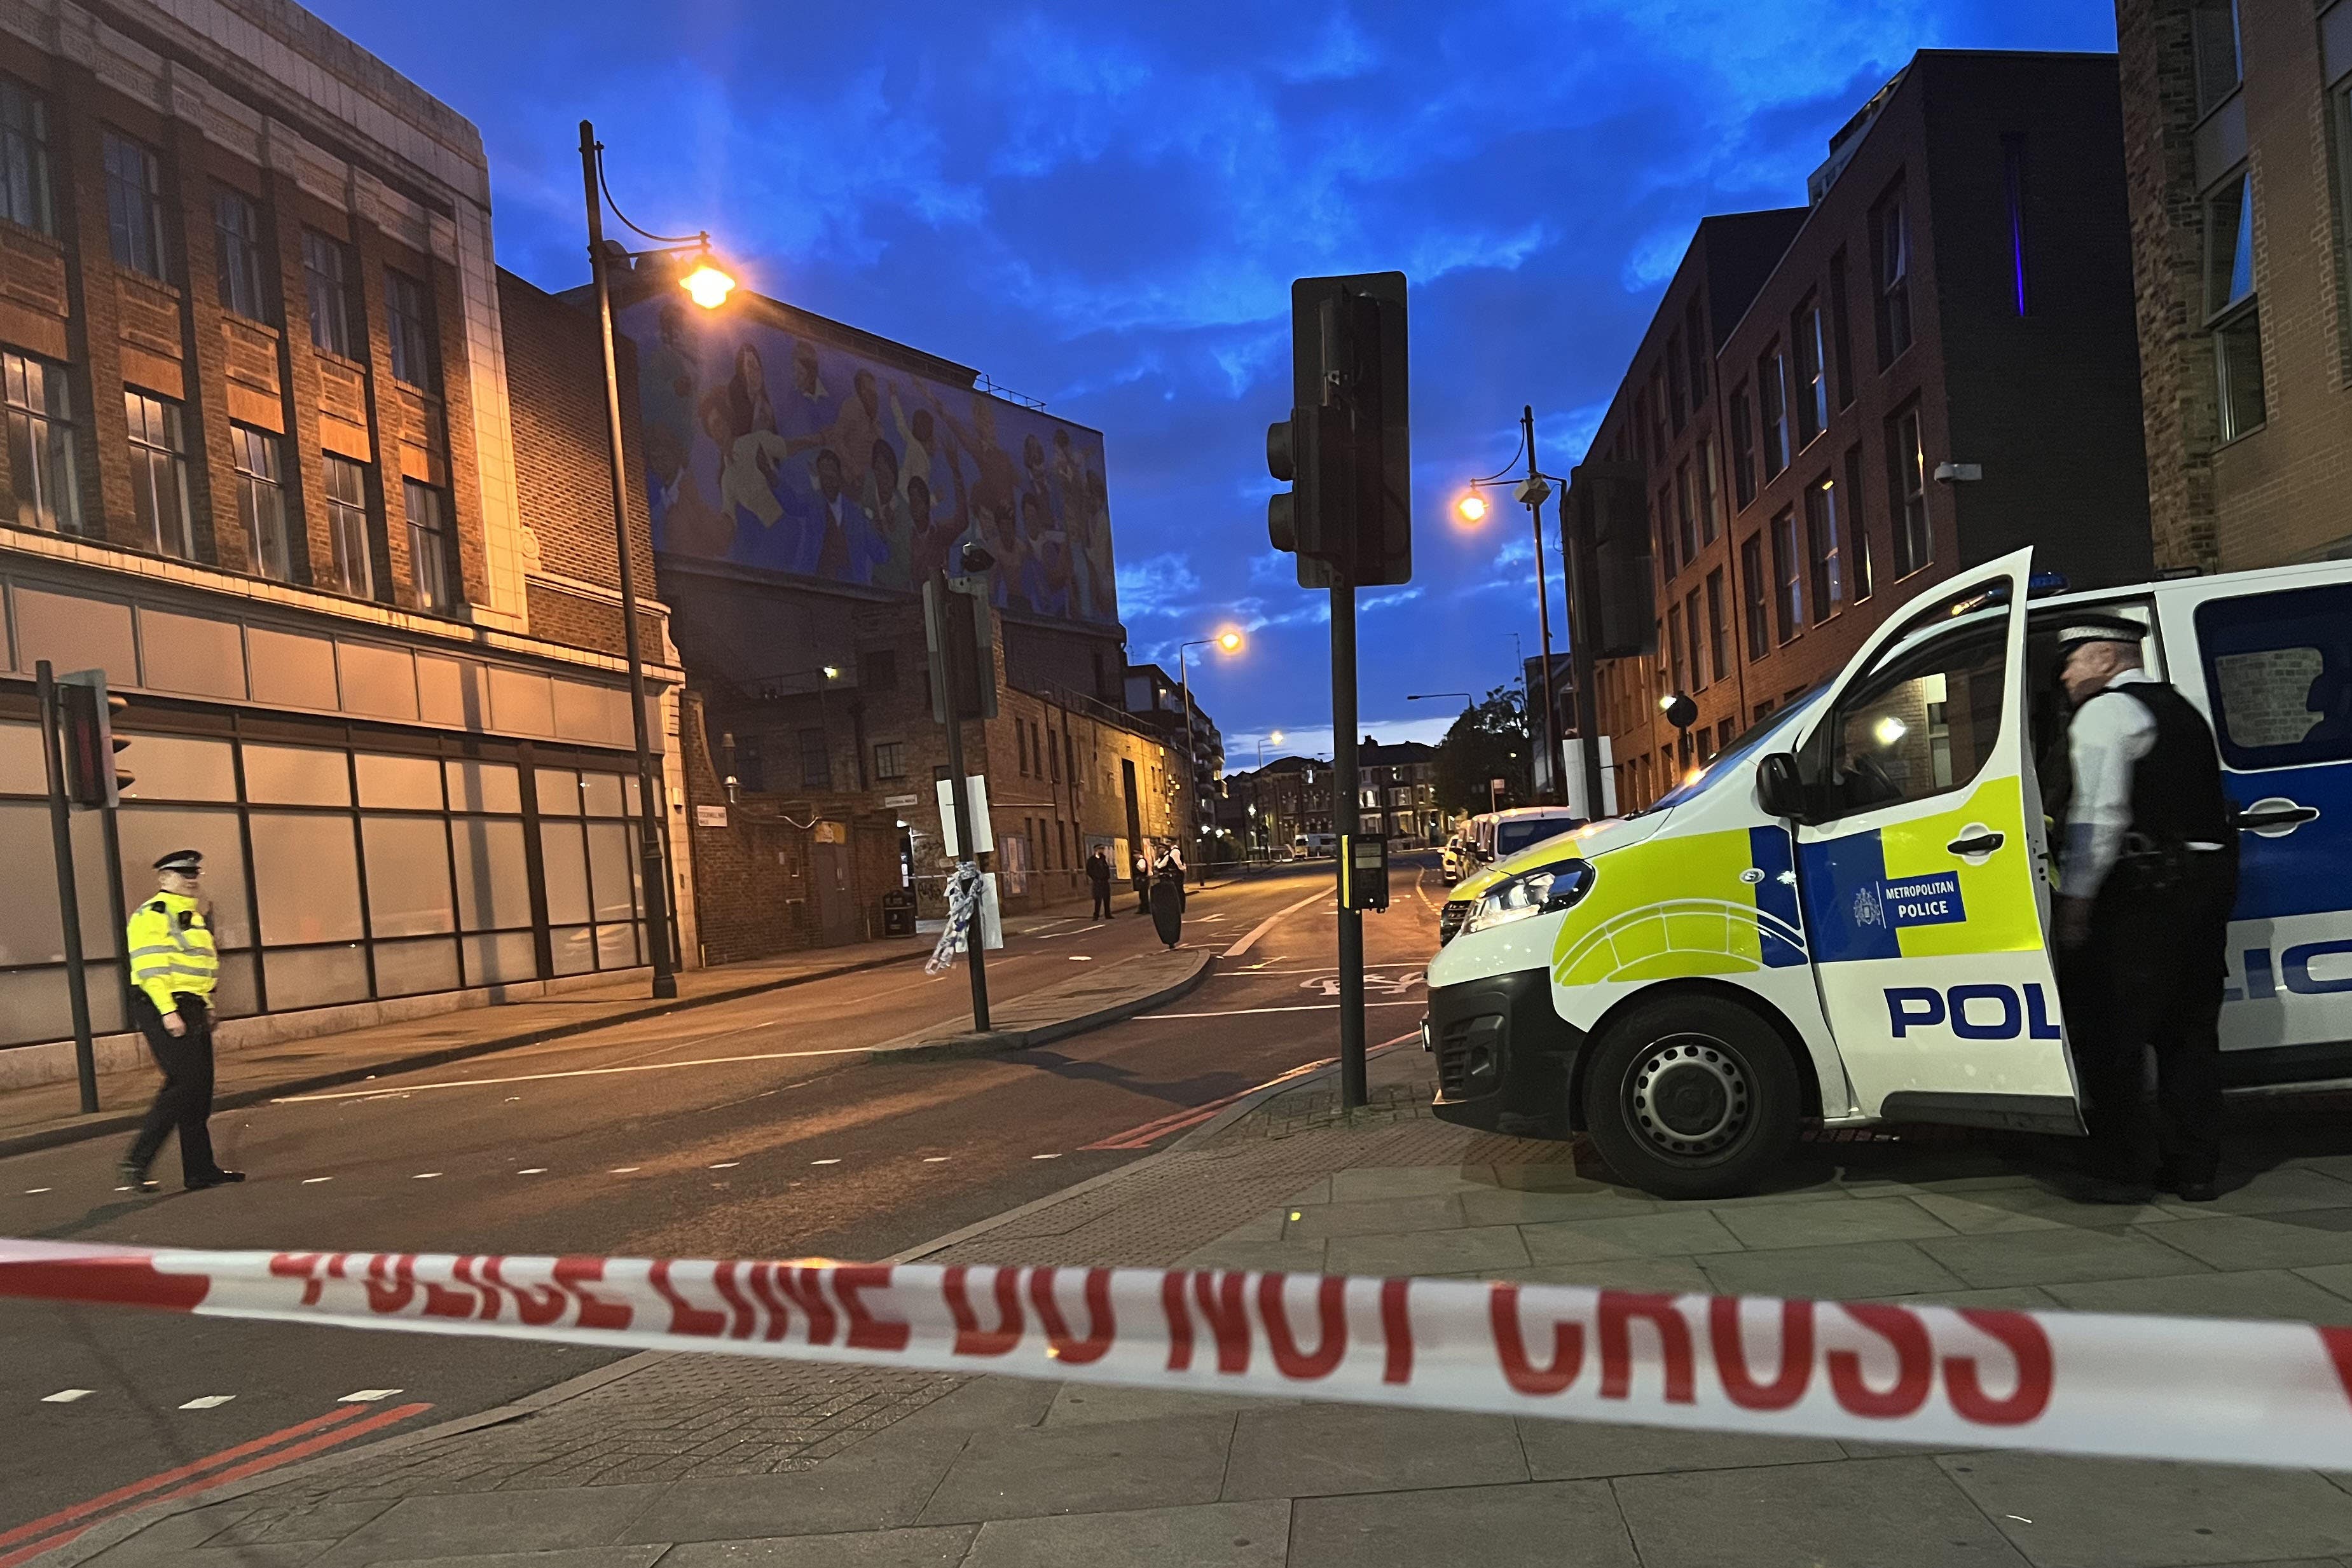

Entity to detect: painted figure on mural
[863,437,911,591]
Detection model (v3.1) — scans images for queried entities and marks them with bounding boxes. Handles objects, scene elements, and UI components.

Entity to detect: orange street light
[1455,492,1488,524]
[682,256,736,310]
[1216,629,1243,653]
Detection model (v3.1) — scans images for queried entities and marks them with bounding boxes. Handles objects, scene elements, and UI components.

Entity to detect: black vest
[2098,681,2234,848]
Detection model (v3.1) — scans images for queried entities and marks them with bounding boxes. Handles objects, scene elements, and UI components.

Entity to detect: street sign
[934,774,994,856]
[694,805,728,827]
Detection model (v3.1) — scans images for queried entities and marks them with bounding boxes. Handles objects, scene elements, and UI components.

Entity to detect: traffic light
[1264,272,1412,588]
[923,574,999,723]
[56,669,131,808]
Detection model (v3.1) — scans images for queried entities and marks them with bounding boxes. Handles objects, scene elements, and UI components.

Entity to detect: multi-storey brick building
[0,0,688,1069]
[2117,0,2352,572]
[1359,737,1439,842]
[1226,752,1331,858]
[1122,661,1223,847]
[1586,51,2155,811]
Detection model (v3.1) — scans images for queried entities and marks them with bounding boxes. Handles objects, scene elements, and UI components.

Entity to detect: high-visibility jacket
[127,890,218,1012]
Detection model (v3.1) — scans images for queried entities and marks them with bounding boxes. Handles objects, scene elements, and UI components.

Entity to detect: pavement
[45,1011,2352,1567]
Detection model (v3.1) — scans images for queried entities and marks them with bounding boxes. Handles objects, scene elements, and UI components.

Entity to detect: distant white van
[1291,832,1337,859]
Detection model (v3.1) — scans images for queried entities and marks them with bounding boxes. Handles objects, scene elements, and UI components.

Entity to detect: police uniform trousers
[127,992,221,1183]
[2061,853,2235,1188]
[1090,879,1114,919]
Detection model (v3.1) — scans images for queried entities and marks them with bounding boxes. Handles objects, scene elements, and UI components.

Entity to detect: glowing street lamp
[1455,493,1489,524]
[681,254,736,310]
[1216,629,1243,653]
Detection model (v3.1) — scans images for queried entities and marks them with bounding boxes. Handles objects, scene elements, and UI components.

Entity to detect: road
[0,855,1446,1551]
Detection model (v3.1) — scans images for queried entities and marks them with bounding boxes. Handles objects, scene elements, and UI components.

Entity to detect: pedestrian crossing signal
[57,670,131,809]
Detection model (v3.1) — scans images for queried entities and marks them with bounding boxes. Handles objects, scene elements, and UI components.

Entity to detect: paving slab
[912,1412,1235,1525]
[1908,1192,2072,1235]
[2042,1268,2352,1323]
[1287,1478,1641,1568]
[80,1503,259,1565]
[654,1525,979,1567]
[1696,1240,1967,1298]
[1503,1258,1719,1293]
[1710,1194,1958,1251]
[1280,1193,1464,1240]
[1520,1209,1745,1263]
[1613,1455,2032,1568]
[1220,1405,1527,1501]
[1917,1227,2215,1289]
[1043,1384,1299,1427]
[959,1499,1290,1568]
[2149,1167,2352,1217]
[2138,1213,2352,1272]
[90,1546,327,1568]
[1939,1450,2352,1568]
[1173,1237,1330,1272]
[1459,1186,1635,1227]
[210,1501,399,1546]
[1517,1417,1843,1480]
[1323,1223,1532,1277]
[307,1486,664,1567]
[622,1432,972,1542]
[879,1377,1051,1435]
[1327,1165,1498,1200]
[375,1550,670,1568]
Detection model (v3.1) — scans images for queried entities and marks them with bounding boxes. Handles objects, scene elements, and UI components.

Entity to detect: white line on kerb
[272,1045,875,1103]
[1223,886,1333,960]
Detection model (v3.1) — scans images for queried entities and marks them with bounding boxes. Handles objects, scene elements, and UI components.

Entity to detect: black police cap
[152,849,203,874]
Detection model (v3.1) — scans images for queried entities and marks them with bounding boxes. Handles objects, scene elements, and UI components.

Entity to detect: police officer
[2053,614,2237,1203]
[118,849,244,1193]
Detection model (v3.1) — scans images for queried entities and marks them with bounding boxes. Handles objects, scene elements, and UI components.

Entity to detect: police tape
[4,1235,2349,1469]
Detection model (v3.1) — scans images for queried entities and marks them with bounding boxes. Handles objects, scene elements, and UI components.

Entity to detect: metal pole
[38,662,98,1114]
[1178,649,1199,886]
[1524,406,1562,806]
[937,570,991,1032]
[1331,580,1367,1111]
[1560,476,1607,818]
[581,121,678,1000]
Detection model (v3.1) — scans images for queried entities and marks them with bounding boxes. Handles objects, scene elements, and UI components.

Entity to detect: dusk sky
[312,0,2119,764]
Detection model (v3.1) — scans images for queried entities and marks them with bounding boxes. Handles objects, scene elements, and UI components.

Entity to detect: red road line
[0,1401,430,1568]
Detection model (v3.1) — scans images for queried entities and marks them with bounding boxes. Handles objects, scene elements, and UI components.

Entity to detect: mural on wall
[619,297,1118,628]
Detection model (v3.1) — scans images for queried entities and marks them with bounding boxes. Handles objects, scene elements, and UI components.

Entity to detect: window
[401,479,455,610]
[2002,135,2030,317]
[1667,603,1686,696]
[1667,331,1688,434]
[103,130,167,281]
[123,390,193,559]
[1656,486,1676,579]
[323,454,374,598]
[1729,383,1757,507]
[385,269,437,390]
[1794,299,1827,448]
[1674,461,1697,564]
[1684,589,1705,692]
[799,728,829,789]
[303,230,354,357]
[874,741,906,780]
[1771,507,1801,643]
[1804,476,1842,622]
[0,73,53,235]
[2196,583,2352,769]
[1821,593,2009,817]
[2191,0,2241,118]
[3,351,78,535]
[214,188,268,322]
[1649,368,1667,462]
[1873,186,1913,366]
[1696,436,1721,544]
[1705,569,1729,686]
[1047,728,1061,781]
[1684,296,1709,401]
[1759,347,1789,478]
[1886,405,1930,575]
[1845,444,1873,602]
[1633,390,1651,467]
[1827,249,1855,408]
[1015,718,1030,776]
[2208,171,2265,441]
[1741,534,1769,661]
[230,425,292,582]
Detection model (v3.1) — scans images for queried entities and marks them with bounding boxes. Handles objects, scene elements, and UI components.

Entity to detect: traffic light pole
[1330,583,1368,1111]
[934,569,991,1033]
[36,661,98,1114]
[1523,406,1564,807]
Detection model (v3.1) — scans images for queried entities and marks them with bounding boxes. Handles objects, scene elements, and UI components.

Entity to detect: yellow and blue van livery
[1424,544,2352,1198]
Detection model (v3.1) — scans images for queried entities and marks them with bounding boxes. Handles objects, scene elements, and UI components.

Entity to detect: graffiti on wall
[619,298,1119,628]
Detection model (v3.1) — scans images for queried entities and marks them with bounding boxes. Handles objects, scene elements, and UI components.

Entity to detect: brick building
[2117,0,2352,572]
[1359,737,1439,842]
[1122,661,1223,847]
[1226,752,1331,858]
[1586,52,2154,810]
[0,0,689,1069]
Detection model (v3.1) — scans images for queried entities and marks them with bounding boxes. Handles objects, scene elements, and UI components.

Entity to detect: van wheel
[1581,995,1800,1200]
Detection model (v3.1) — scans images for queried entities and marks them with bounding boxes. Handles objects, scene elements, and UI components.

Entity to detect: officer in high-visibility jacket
[119,849,242,1193]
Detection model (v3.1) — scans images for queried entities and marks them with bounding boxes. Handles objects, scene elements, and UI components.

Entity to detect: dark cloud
[312,0,2117,745]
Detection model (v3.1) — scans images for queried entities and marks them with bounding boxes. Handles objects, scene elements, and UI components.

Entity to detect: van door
[2164,574,2352,1066]
[1785,548,2082,1133]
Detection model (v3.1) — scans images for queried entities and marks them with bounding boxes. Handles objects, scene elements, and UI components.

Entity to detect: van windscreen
[1496,818,1578,856]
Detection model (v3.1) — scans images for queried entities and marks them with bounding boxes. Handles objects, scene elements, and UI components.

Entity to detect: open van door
[1781,548,2083,1134]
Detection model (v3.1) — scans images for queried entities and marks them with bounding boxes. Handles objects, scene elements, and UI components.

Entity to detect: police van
[1423,548,2351,1198]
[1438,808,1589,941]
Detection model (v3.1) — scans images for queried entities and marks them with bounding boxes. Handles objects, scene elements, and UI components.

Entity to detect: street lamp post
[580,121,732,1001]
[1176,631,1241,878]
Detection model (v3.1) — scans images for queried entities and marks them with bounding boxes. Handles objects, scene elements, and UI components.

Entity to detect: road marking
[922,1156,950,1162]
[1068,954,1093,961]
[40,1390,91,1404]
[811,1158,841,1166]
[609,1166,640,1174]
[301,1176,333,1185]
[504,1096,521,1102]
[22,1188,49,1195]
[411,1172,442,1180]
[272,1043,876,1103]
[1223,886,1333,959]
[517,1167,547,1175]
[708,1161,739,1169]
[0,1401,431,1568]
[178,1396,235,1410]
[1031,1153,1061,1160]
[1138,1000,1426,1019]
[340,1389,402,1402]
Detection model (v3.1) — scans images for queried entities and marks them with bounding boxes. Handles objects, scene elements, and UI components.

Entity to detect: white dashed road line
[411,1172,442,1180]
[273,1043,876,1103]
[810,1158,842,1166]
[301,1176,333,1185]
[1031,1153,1061,1160]
[41,1389,92,1403]
[1223,886,1335,959]
[922,1156,950,1162]
[177,1395,235,1410]
[341,1389,403,1402]
[23,1187,50,1195]
[708,1162,739,1169]
[609,1166,641,1174]
[518,1167,547,1175]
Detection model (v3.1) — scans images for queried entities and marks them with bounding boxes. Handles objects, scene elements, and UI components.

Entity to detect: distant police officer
[118,849,244,1193]
[2053,615,2238,1203]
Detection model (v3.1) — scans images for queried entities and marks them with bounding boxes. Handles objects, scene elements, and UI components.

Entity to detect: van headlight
[1461,857,1595,936]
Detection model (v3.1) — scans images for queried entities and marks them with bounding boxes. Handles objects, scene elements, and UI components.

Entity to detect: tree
[1432,685,1532,814]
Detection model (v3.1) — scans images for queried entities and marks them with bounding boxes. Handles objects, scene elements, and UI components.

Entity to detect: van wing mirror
[1756,752,1808,821]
